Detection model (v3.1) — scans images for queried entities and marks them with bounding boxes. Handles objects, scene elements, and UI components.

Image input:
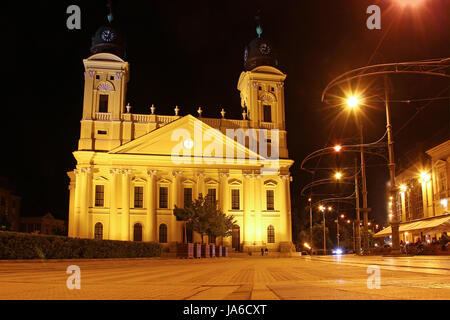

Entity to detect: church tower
[237,16,288,158]
[78,6,130,151]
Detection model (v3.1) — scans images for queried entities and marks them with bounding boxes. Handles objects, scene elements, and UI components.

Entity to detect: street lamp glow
[334,172,343,180]
[400,184,407,193]
[328,206,332,211]
[347,220,351,224]
[419,171,431,183]
[340,214,345,219]
[319,205,325,212]
[346,95,360,109]
[334,145,342,152]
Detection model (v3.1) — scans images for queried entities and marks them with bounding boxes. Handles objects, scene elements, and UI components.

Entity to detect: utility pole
[360,125,370,254]
[354,158,361,254]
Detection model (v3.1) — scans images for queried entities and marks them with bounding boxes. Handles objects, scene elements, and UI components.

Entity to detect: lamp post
[345,95,370,255]
[336,214,345,249]
[319,205,332,253]
[308,197,313,252]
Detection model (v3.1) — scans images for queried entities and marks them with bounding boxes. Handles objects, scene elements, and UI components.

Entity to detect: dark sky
[6,1,449,237]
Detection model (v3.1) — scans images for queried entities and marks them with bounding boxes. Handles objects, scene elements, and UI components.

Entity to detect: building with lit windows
[67,17,294,252]
[375,139,450,243]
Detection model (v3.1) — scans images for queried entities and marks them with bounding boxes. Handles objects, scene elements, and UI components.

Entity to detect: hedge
[0,231,162,260]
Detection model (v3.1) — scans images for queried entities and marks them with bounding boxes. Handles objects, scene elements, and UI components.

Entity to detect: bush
[0,231,162,260]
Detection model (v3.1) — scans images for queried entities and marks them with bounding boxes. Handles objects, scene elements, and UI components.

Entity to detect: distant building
[375,139,450,243]
[19,213,67,235]
[0,178,21,231]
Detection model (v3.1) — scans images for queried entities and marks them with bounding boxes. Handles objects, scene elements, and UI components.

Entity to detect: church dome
[90,22,126,58]
[243,21,278,71]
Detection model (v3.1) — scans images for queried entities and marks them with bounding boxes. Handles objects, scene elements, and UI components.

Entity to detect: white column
[279,174,290,242]
[79,167,91,238]
[243,172,253,246]
[68,178,75,237]
[196,171,205,199]
[255,173,263,243]
[122,169,132,241]
[172,171,182,242]
[73,169,81,237]
[146,170,158,242]
[109,168,120,240]
[219,172,229,214]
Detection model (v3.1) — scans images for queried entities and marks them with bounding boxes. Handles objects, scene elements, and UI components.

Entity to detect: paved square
[0,255,449,300]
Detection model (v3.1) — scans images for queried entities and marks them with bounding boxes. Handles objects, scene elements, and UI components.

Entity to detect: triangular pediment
[108,115,265,165]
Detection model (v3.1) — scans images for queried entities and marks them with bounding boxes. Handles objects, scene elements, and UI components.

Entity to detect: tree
[174,195,235,244]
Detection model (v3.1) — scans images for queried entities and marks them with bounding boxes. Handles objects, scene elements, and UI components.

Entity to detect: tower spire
[255,10,263,38]
[107,0,114,23]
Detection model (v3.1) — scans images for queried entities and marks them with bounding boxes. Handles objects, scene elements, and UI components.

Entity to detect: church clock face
[101,29,116,42]
[259,43,271,55]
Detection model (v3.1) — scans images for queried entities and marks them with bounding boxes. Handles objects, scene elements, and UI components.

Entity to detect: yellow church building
[67,17,294,252]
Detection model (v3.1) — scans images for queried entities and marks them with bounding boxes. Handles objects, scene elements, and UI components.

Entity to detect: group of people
[400,232,449,254]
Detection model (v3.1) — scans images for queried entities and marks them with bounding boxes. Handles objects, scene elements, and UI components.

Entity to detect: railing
[156,115,178,124]
[95,112,111,121]
[259,122,276,129]
[132,114,151,123]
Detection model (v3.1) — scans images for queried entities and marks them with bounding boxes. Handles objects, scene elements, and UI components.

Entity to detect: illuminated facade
[67,21,294,251]
[382,139,450,243]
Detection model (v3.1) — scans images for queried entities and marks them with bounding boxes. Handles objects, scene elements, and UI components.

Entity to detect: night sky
[6,1,449,239]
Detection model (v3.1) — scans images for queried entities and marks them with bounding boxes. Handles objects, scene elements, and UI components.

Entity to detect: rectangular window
[95,185,104,207]
[439,170,447,193]
[99,94,109,113]
[263,105,272,122]
[97,130,107,135]
[206,188,217,207]
[266,190,275,210]
[184,188,193,207]
[159,187,168,209]
[134,186,144,208]
[231,189,240,210]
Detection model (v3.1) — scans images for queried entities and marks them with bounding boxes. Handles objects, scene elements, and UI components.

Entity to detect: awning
[374,213,450,238]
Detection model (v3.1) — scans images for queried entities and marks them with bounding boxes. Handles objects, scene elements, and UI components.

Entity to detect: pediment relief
[258,91,277,102]
[158,178,172,184]
[182,179,196,185]
[205,178,219,185]
[97,81,115,92]
[228,178,242,186]
[264,179,278,187]
[94,176,109,181]
[132,177,147,183]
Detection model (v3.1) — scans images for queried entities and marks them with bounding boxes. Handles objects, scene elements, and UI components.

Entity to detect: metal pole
[337,218,340,248]
[323,211,326,254]
[355,158,361,254]
[385,78,400,255]
[360,124,369,254]
[352,221,356,253]
[309,199,313,251]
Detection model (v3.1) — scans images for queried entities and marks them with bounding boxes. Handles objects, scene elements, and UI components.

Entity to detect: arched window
[267,225,275,243]
[133,223,143,242]
[94,222,103,240]
[159,224,168,243]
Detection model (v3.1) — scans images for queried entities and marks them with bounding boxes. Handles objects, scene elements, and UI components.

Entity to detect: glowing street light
[419,171,431,183]
[346,95,360,109]
[334,145,342,152]
[334,172,343,180]
[399,184,407,193]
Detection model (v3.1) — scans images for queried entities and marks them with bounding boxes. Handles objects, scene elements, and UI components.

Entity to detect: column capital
[243,172,253,179]
[279,174,290,180]
[146,169,158,177]
[121,169,132,175]
[110,168,121,175]
[172,170,183,178]
[196,171,205,178]
[219,171,230,178]
[80,167,92,174]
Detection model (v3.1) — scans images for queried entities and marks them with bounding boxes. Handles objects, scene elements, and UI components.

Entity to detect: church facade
[67,17,294,251]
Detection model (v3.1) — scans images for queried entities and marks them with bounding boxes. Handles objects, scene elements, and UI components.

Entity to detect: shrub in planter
[201,244,210,258]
